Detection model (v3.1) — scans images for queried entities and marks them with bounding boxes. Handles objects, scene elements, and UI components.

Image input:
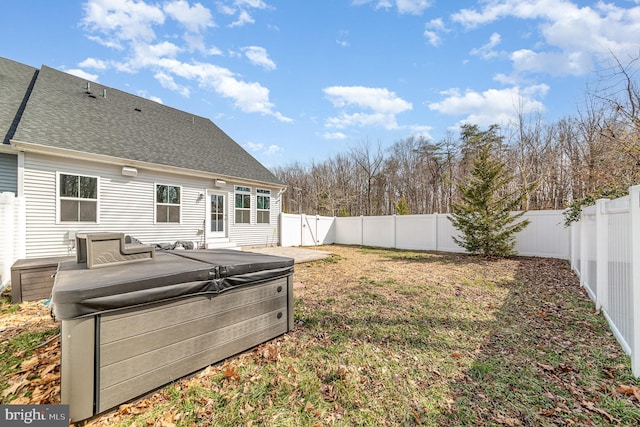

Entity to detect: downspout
[278,186,287,246]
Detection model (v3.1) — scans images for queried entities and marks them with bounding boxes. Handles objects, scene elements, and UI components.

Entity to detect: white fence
[280,213,336,247]
[281,210,569,258]
[0,192,26,291]
[281,194,640,376]
[570,185,640,377]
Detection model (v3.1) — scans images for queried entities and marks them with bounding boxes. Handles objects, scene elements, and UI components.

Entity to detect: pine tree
[449,124,531,257]
[394,197,410,215]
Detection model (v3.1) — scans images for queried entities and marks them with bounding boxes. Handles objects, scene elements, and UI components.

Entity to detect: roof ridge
[3,68,39,145]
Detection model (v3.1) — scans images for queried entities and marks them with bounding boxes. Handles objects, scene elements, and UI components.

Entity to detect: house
[0,56,285,268]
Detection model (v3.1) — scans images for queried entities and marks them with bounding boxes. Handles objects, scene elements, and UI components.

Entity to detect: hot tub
[51,243,294,422]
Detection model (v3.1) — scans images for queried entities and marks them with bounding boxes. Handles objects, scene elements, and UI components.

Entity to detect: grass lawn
[1,245,639,426]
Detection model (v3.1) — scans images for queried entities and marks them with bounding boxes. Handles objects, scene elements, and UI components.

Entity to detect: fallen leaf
[20,356,39,371]
[617,385,640,401]
[2,373,30,397]
[224,364,240,381]
[582,400,618,424]
[539,408,556,417]
[493,414,521,426]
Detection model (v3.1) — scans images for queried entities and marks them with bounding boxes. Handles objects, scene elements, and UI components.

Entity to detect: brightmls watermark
[1,405,69,426]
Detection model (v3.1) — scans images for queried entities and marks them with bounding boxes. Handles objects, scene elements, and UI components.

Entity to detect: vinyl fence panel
[0,193,26,291]
[395,215,436,251]
[333,217,362,245]
[435,214,464,253]
[515,211,570,258]
[569,185,640,377]
[280,213,302,247]
[362,216,396,248]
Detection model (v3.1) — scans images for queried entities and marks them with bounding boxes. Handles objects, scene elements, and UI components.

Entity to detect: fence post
[393,215,397,249]
[0,193,15,290]
[579,210,588,290]
[630,185,640,377]
[595,199,608,310]
[434,214,439,252]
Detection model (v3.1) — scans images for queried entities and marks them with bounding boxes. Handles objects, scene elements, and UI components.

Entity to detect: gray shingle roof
[5,59,281,185]
[0,58,38,145]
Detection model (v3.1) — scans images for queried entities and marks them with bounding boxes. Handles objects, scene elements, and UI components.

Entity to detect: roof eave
[10,139,285,189]
[0,143,19,155]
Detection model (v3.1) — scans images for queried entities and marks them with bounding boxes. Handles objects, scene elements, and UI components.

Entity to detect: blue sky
[2,0,640,168]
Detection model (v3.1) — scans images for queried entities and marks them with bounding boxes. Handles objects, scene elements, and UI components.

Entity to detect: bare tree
[349,140,385,216]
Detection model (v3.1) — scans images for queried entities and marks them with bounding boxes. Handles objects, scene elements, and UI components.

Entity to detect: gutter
[10,139,283,189]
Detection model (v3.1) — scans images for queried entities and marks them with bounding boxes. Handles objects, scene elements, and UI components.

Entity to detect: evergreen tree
[394,197,410,215]
[450,124,531,257]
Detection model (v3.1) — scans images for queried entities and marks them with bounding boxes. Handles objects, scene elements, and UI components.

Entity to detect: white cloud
[152,59,291,121]
[408,124,433,140]
[396,0,432,15]
[154,72,190,97]
[163,0,213,32]
[423,18,447,47]
[244,141,283,155]
[229,9,254,27]
[219,0,269,27]
[245,141,263,152]
[81,0,289,121]
[470,32,501,59]
[353,0,432,15]
[423,31,441,47]
[324,86,412,114]
[65,69,99,81]
[235,0,268,8]
[323,132,348,140]
[86,35,123,50]
[82,0,165,43]
[428,85,548,128]
[510,49,591,76]
[324,86,412,130]
[78,57,108,70]
[336,30,350,48]
[450,0,640,77]
[265,144,282,155]
[136,89,163,103]
[426,17,445,31]
[326,112,398,129]
[242,46,276,70]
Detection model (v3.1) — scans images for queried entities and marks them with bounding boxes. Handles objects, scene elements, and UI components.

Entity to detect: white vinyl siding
[0,153,18,193]
[23,153,207,257]
[21,152,282,257]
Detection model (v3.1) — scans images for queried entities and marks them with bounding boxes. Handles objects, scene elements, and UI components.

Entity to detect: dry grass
[1,245,639,426]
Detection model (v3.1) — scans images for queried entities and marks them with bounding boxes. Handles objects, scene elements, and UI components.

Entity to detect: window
[59,173,98,222]
[235,186,251,224]
[156,184,181,223]
[257,189,271,224]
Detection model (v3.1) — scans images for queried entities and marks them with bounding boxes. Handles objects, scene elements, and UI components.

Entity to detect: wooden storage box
[10,256,74,303]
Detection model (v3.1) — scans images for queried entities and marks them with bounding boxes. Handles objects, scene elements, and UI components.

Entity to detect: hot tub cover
[51,249,294,320]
